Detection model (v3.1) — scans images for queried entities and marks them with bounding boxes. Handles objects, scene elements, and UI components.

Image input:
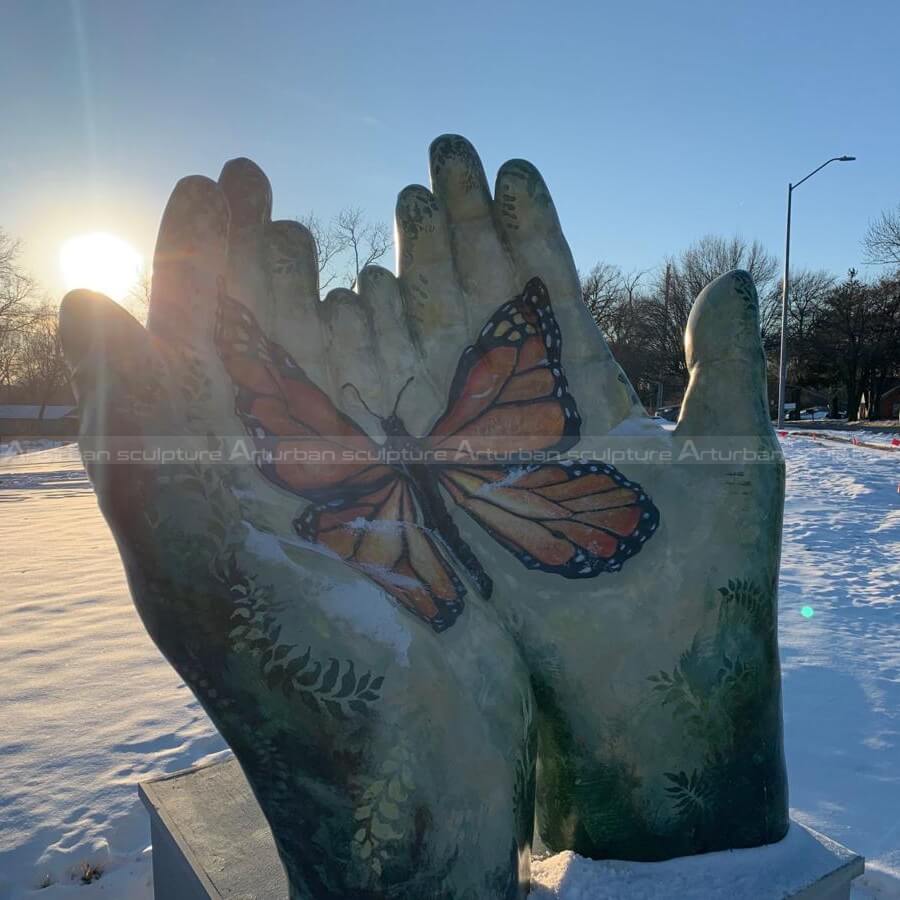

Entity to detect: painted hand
[60,134,787,899]
[60,166,535,900]
[382,136,788,860]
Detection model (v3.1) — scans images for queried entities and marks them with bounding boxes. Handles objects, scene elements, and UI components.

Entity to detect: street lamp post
[776,155,855,429]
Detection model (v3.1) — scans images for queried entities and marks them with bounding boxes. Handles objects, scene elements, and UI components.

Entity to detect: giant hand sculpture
[60,136,787,899]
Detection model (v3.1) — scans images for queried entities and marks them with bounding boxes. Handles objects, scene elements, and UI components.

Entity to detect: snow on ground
[0,447,228,898]
[0,437,898,898]
[777,433,900,898]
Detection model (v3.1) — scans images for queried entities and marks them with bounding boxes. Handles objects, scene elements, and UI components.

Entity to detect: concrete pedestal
[139,756,287,899]
[139,757,864,899]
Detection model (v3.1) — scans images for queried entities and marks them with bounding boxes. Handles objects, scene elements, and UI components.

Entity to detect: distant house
[0,404,79,440]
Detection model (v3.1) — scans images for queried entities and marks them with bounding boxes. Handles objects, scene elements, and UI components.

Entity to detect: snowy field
[1,436,898,898]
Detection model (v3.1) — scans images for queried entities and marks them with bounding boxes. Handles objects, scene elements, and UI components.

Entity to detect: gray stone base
[139,756,287,899]
[139,757,864,899]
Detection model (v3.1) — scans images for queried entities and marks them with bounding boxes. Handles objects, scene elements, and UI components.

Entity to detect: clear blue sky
[2,0,898,299]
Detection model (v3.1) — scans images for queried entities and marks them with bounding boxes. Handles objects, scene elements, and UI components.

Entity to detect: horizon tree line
[580,230,900,421]
[2,203,899,423]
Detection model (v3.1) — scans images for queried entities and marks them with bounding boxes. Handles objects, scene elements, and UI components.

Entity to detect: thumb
[60,288,152,378]
[675,270,773,439]
[59,290,167,512]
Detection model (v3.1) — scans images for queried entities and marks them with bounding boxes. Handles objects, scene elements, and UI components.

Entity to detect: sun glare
[60,232,143,302]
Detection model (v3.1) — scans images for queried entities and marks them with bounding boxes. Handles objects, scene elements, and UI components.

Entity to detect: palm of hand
[61,135,787,899]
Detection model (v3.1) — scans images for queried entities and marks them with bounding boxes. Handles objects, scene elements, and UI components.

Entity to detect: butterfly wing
[216,293,464,632]
[440,462,659,577]
[428,279,659,576]
[295,478,465,632]
[214,292,392,499]
[425,277,581,459]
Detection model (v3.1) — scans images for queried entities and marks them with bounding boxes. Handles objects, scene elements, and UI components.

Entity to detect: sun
[60,232,143,302]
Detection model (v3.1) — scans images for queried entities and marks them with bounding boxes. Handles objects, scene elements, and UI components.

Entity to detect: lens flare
[60,232,143,301]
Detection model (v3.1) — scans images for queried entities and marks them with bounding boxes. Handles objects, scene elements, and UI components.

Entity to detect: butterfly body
[216,278,660,633]
[377,412,495,601]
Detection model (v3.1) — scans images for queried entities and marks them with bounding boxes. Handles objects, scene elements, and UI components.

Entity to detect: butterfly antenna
[341,382,379,419]
[391,377,415,416]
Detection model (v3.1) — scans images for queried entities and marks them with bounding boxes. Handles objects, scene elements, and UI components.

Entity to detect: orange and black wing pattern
[295,478,465,631]
[216,280,660,632]
[440,461,659,577]
[426,277,581,459]
[214,291,392,500]
[215,291,464,632]
[429,278,658,577]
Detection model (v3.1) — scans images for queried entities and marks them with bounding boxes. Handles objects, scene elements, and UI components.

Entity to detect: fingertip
[268,218,317,255]
[428,132,467,155]
[59,289,102,366]
[356,264,396,295]
[59,289,138,369]
[494,158,560,238]
[429,134,480,177]
[396,183,438,219]
[321,286,361,311]
[218,157,272,227]
[149,175,229,341]
[685,269,762,372]
[266,219,320,298]
[169,174,228,213]
[395,184,446,268]
[429,134,492,219]
[678,269,771,437]
[156,175,229,255]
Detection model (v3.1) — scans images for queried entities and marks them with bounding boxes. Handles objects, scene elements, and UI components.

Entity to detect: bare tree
[760,269,834,348]
[581,263,627,341]
[581,263,670,405]
[0,229,40,392]
[16,306,69,418]
[580,235,780,409]
[863,204,900,268]
[125,268,152,325]
[298,214,348,291]
[675,235,778,304]
[760,270,835,413]
[335,208,391,290]
[581,264,648,339]
[297,209,392,293]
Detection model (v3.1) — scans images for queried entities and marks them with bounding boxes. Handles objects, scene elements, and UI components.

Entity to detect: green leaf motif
[647,575,783,842]
[222,556,386,719]
[351,744,415,885]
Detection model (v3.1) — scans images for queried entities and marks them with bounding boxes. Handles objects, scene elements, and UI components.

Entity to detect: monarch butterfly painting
[215,278,659,632]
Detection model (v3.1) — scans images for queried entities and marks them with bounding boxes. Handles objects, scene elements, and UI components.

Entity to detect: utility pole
[776,156,855,428]
[776,186,792,428]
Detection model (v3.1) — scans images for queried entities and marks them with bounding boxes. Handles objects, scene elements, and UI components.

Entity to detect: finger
[429,134,516,316]
[220,160,333,395]
[218,156,272,228]
[267,219,319,303]
[357,264,442,436]
[60,289,152,377]
[147,175,229,349]
[265,219,332,388]
[60,289,164,503]
[218,157,272,321]
[320,288,387,431]
[395,184,470,389]
[676,269,773,438]
[494,158,644,432]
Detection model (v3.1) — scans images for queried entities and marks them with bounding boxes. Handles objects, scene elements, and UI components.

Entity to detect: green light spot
[801,605,815,619]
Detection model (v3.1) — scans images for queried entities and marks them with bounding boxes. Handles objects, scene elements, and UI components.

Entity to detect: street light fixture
[776,155,856,429]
